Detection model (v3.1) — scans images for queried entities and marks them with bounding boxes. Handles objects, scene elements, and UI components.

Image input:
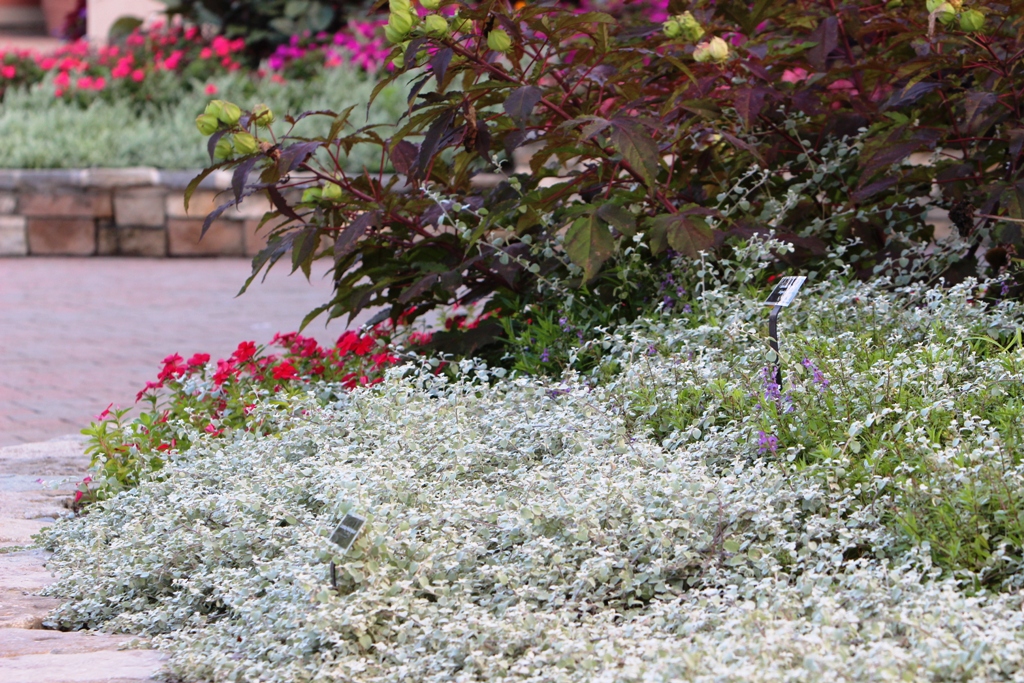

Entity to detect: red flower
[336,331,375,356]
[372,352,398,369]
[409,331,432,346]
[231,341,258,363]
[205,423,224,437]
[157,353,187,381]
[95,402,114,421]
[271,361,299,380]
[187,353,210,369]
[136,380,163,402]
[213,358,237,385]
[204,83,218,95]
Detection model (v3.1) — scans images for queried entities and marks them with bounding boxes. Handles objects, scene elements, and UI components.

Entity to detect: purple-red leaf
[430,48,453,85]
[334,211,377,266]
[609,119,659,188]
[231,155,260,204]
[390,140,419,176]
[276,141,322,176]
[807,16,838,72]
[416,108,455,178]
[266,184,302,222]
[207,129,228,163]
[733,87,767,129]
[504,86,543,127]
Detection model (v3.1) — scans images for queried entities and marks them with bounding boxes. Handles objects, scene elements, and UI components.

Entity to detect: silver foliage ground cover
[39,267,1024,682]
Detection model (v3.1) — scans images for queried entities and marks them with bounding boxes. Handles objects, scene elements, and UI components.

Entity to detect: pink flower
[0,65,15,79]
[93,76,106,90]
[205,83,218,95]
[76,75,93,89]
[54,71,69,88]
[199,47,213,60]
[136,380,163,402]
[781,67,808,84]
[212,36,231,57]
[163,50,184,70]
[95,402,114,421]
[131,69,145,82]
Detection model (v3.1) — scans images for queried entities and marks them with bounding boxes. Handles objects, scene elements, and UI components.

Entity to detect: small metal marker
[328,512,366,589]
[763,276,807,386]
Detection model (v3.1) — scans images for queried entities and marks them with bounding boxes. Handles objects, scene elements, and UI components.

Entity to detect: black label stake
[327,512,366,590]
[763,276,807,387]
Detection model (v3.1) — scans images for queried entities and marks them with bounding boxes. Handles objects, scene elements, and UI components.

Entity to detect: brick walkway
[0,258,355,447]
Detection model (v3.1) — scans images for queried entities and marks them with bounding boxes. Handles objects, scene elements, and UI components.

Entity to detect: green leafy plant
[78,325,419,505]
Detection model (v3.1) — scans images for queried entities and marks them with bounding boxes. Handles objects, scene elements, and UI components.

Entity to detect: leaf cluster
[196,0,1024,344]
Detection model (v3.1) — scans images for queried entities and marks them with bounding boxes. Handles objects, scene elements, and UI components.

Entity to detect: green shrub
[0,67,407,168]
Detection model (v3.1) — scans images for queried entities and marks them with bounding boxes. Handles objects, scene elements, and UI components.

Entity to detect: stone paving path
[0,257,353,447]
[0,257,360,681]
[0,438,166,682]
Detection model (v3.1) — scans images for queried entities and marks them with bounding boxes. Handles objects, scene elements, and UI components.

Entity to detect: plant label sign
[330,513,366,552]
[763,276,807,307]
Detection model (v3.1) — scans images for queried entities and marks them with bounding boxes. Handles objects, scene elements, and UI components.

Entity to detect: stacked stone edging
[0,167,270,258]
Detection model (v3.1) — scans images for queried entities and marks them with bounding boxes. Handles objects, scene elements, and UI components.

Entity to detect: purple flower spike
[757,430,778,454]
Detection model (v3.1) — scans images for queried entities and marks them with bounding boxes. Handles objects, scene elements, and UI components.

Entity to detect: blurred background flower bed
[0,8,403,169]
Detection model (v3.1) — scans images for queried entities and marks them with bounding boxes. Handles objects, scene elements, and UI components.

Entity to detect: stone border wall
[0,168,271,258]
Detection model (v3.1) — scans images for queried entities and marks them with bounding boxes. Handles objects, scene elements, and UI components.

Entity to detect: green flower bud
[421,0,442,8]
[959,8,984,31]
[204,100,224,120]
[233,132,259,155]
[206,99,241,125]
[391,51,405,69]
[389,0,411,14]
[676,12,705,42]
[934,1,956,24]
[487,29,512,53]
[662,19,682,38]
[213,137,233,160]
[451,14,472,34]
[195,113,219,136]
[391,11,415,34]
[301,187,323,203]
[322,182,343,200]
[694,36,729,63]
[251,104,274,127]
[424,14,448,37]
[385,22,407,44]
